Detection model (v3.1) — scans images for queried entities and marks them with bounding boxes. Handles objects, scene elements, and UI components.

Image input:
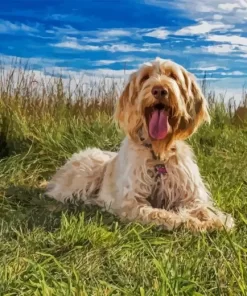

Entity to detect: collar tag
[155,164,167,175]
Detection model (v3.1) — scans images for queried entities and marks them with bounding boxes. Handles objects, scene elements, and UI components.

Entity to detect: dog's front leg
[113,196,207,232]
[183,203,235,231]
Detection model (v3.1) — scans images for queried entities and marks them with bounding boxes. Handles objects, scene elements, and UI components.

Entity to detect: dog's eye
[140,74,149,84]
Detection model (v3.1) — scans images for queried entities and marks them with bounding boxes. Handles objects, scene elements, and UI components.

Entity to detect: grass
[0,66,247,295]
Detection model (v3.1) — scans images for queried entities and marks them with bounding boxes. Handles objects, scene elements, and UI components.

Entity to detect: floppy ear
[176,71,210,139]
[114,72,142,140]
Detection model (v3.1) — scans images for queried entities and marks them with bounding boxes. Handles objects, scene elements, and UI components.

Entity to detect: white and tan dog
[46,58,234,232]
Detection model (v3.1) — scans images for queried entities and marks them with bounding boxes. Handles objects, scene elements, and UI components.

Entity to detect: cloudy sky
[0,0,247,100]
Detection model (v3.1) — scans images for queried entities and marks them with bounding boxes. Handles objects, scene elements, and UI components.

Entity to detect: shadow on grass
[2,185,119,233]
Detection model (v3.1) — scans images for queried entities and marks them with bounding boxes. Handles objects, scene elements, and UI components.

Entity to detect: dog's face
[115,58,210,156]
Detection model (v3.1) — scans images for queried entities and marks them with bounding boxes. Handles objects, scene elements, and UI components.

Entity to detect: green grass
[0,67,247,295]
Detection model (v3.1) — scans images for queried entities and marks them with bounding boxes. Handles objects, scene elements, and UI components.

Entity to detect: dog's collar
[138,134,168,176]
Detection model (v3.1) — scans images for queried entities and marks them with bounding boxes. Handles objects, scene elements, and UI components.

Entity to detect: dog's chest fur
[135,161,187,211]
[121,138,199,211]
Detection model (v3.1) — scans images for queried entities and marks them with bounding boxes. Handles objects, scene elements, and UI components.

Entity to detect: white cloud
[145,0,247,25]
[42,66,133,78]
[231,29,243,32]
[175,21,234,36]
[81,29,133,42]
[203,44,240,54]
[80,37,108,43]
[0,54,63,68]
[87,29,133,40]
[93,60,118,66]
[2,58,245,104]
[197,77,220,81]
[204,34,247,55]
[143,42,161,48]
[209,86,246,103]
[51,41,160,53]
[65,36,77,41]
[92,57,143,66]
[145,0,216,12]
[98,29,131,37]
[206,34,247,46]
[220,71,245,76]
[108,43,160,52]
[83,68,133,78]
[0,19,38,33]
[193,66,229,71]
[0,65,126,98]
[213,14,223,20]
[218,3,241,11]
[52,41,101,51]
[0,55,133,89]
[46,25,81,35]
[144,28,170,39]
[47,26,133,42]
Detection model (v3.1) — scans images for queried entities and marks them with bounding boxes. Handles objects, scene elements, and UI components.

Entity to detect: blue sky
[0,0,247,100]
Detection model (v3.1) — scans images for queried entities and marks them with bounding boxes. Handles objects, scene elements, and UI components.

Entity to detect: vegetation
[0,65,247,295]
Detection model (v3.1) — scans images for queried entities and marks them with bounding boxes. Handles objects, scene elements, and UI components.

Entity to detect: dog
[233,106,247,126]
[46,57,234,232]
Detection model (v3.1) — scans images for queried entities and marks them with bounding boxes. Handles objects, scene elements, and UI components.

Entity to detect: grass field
[0,67,247,295]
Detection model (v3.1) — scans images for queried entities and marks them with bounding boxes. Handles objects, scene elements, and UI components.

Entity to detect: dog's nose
[151,86,168,100]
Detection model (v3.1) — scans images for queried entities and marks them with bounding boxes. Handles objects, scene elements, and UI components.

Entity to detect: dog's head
[115,57,210,156]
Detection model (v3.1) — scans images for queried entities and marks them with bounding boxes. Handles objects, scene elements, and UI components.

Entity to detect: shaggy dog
[46,58,234,232]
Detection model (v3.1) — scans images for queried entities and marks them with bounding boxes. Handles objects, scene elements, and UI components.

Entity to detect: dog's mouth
[145,103,171,140]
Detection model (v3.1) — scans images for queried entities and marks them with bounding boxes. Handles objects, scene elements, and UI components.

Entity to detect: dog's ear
[175,71,210,139]
[114,72,142,140]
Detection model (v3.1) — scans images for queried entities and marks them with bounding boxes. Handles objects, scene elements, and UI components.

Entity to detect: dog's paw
[222,214,235,231]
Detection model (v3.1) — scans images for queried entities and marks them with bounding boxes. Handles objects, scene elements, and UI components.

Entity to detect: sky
[0,0,247,101]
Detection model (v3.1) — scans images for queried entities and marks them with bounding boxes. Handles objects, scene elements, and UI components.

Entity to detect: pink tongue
[149,110,169,140]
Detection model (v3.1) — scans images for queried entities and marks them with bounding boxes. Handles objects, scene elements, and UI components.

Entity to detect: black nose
[151,86,168,100]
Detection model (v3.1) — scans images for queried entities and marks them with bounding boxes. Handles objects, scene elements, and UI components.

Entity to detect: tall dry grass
[0,64,124,158]
[0,63,246,161]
